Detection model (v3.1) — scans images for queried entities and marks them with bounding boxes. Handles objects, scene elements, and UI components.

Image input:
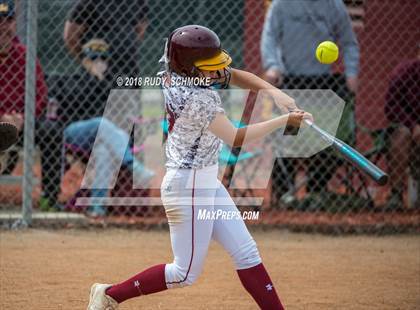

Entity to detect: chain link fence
[0,0,419,233]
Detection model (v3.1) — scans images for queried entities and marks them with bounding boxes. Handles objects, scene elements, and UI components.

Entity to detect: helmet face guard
[194,49,232,89]
[197,67,232,89]
[166,25,232,88]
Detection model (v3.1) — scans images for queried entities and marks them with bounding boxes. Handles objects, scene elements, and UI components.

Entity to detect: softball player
[88,25,312,310]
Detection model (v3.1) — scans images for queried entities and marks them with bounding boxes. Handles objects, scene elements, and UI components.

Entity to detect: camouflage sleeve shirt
[162,76,225,169]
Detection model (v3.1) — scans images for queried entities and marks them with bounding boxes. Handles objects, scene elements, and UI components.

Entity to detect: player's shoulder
[166,77,217,97]
[172,85,218,104]
[189,86,220,105]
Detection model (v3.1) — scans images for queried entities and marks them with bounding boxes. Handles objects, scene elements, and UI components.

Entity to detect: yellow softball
[316,41,339,64]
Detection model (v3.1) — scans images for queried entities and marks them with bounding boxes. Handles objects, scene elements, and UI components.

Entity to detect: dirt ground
[0,229,419,310]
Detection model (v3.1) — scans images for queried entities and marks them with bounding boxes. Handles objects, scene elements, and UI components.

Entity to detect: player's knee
[166,263,201,288]
[232,239,262,270]
[176,268,198,287]
[183,273,199,286]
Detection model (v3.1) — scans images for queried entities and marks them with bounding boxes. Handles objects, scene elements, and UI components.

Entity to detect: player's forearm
[209,112,290,147]
[233,115,290,147]
[230,68,296,110]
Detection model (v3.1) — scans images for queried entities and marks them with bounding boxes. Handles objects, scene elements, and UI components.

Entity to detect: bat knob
[377,174,389,186]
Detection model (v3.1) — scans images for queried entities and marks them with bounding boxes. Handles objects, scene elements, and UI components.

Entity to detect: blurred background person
[49,39,113,126]
[261,0,360,207]
[0,0,46,136]
[383,45,420,210]
[52,39,154,217]
[38,38,114,211]
[0,0,64,210]
[63,117,155,217]
[63,0,148,79]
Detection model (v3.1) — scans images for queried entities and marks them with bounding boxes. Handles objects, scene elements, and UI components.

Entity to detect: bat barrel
[338,142,389,186]
[304,120,389,186]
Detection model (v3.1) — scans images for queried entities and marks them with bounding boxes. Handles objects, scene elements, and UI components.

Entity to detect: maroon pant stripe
[166,170,196,285]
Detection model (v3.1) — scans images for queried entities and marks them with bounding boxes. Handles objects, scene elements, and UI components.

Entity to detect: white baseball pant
[161,164,262,289]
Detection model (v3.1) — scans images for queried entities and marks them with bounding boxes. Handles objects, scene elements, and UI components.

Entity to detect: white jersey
[162,75,225,169]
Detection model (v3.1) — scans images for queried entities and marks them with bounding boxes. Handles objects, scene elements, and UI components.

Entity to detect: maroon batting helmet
[166,25,232,80]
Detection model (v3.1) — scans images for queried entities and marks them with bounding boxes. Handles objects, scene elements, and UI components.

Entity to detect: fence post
[21,0,38,226]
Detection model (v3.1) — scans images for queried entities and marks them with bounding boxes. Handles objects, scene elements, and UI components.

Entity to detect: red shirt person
[384,59,420,131]
[0,1,65,211]
[0,0,47,131]
[383,56,420,210]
